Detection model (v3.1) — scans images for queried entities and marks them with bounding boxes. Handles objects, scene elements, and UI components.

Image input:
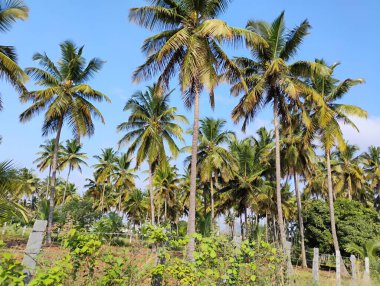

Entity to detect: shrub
[92,212,123,242]
[63,229,102,280]
[303,199,380,255]
[0,253,26,286]
[55,198,101,230]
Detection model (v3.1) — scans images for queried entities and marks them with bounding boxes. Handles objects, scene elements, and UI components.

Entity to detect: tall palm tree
[93,148,118,212]
[34,139,64,199]
[113,153,136,212]
[281,117,315,268]
[231,12,327,248]
[123,188,149,227]
[220,132,272,240]
[0,160,28,223]
[129,0,264,258]
[19,41,109,243]
[153,163,180,222]
[0,0,28,110]
[311,60,366,275]
[194,118,237,230]
[117,85,187,225]
[60,139,87,205]
[332,143,365,201]
[361,146,380,195]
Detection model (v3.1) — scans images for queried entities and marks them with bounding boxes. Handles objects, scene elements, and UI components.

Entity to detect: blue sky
[1,0,379,192]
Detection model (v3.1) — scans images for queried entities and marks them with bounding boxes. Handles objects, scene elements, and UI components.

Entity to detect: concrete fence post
[363,257,370,283]
[312,248,319,284]
[284,241,293,277]
[350,254,357,285]
[336,250,341,286]
[2,222,7,235]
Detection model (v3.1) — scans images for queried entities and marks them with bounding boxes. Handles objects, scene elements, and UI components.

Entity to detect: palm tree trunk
[326,150,349,276]
[164,199,167,222]
[157,201,160,224]
[273,96,286,248]
[347,177,352,200]
[265,212,268,242]
[118,189,122,212]
[62,165,71,205]
[210,175,215,232]
[187,84,200,260]
[294,172,307,268]
[240,214,244,240]
[244,207,248,239]
[46,117,63,244]
[100,183,106,212]
[46,165,51,199]
[149,166,155,225]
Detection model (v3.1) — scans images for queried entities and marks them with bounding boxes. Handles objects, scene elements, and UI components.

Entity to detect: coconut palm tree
[19,41,109,243]
[153,163,180,223]
[311,60,366,275]
[60,139,87,205]
[93,148,118,212]
[0,161,28,223]
[361,146,380,195]
[230,12,328,248]
[123,188,149,227]
[194,118,237,230]
[129,0,264,258]
[117,85,187,225]
[345,240,380,260]
[281,117,316,268]
[219,134,271,239]
[34,139,64,198]
[332,143,365,201]
[0,0,28,110]
[113,153,136,212]
[55,180,78,205]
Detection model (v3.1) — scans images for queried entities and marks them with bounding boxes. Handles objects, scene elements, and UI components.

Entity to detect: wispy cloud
[341,116,380,151]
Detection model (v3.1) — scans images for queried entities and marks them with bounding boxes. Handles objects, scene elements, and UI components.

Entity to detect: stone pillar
[363,257,370,284]
[22,220,47,283]
[350,254,357,285]
[336,250,341,286]
[312,248,319,284]
[284,241,293,277]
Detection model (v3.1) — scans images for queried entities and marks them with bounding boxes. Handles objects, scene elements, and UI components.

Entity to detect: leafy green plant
[63,229,102,280]
[159,233,284,286]
[0,253,26,286]
[92,212,123,242]
[97,254,142,286]
[29,255,72,286]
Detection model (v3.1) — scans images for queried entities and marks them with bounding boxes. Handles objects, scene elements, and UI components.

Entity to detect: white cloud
[341,116,380,151]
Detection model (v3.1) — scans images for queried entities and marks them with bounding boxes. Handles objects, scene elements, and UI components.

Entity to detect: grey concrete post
[284,241,293,277]
[22,220,47,283]
[350,254,357,285]
[2,222,7,235]
[363,257,370,283]
[312,248,319,284]
[336,250,341,286]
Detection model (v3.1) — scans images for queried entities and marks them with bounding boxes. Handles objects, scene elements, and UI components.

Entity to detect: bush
[92,212,124,242]
[63,229,102,281]
[0,253,26,285]
[303,199,380,255]
[163,235,284,285]
[55,198,101,230]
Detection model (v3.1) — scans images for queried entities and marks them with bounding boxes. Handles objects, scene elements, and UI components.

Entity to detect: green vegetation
[0,0,379,285]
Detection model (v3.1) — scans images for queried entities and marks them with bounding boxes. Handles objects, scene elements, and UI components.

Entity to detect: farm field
[1,0,380,285]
